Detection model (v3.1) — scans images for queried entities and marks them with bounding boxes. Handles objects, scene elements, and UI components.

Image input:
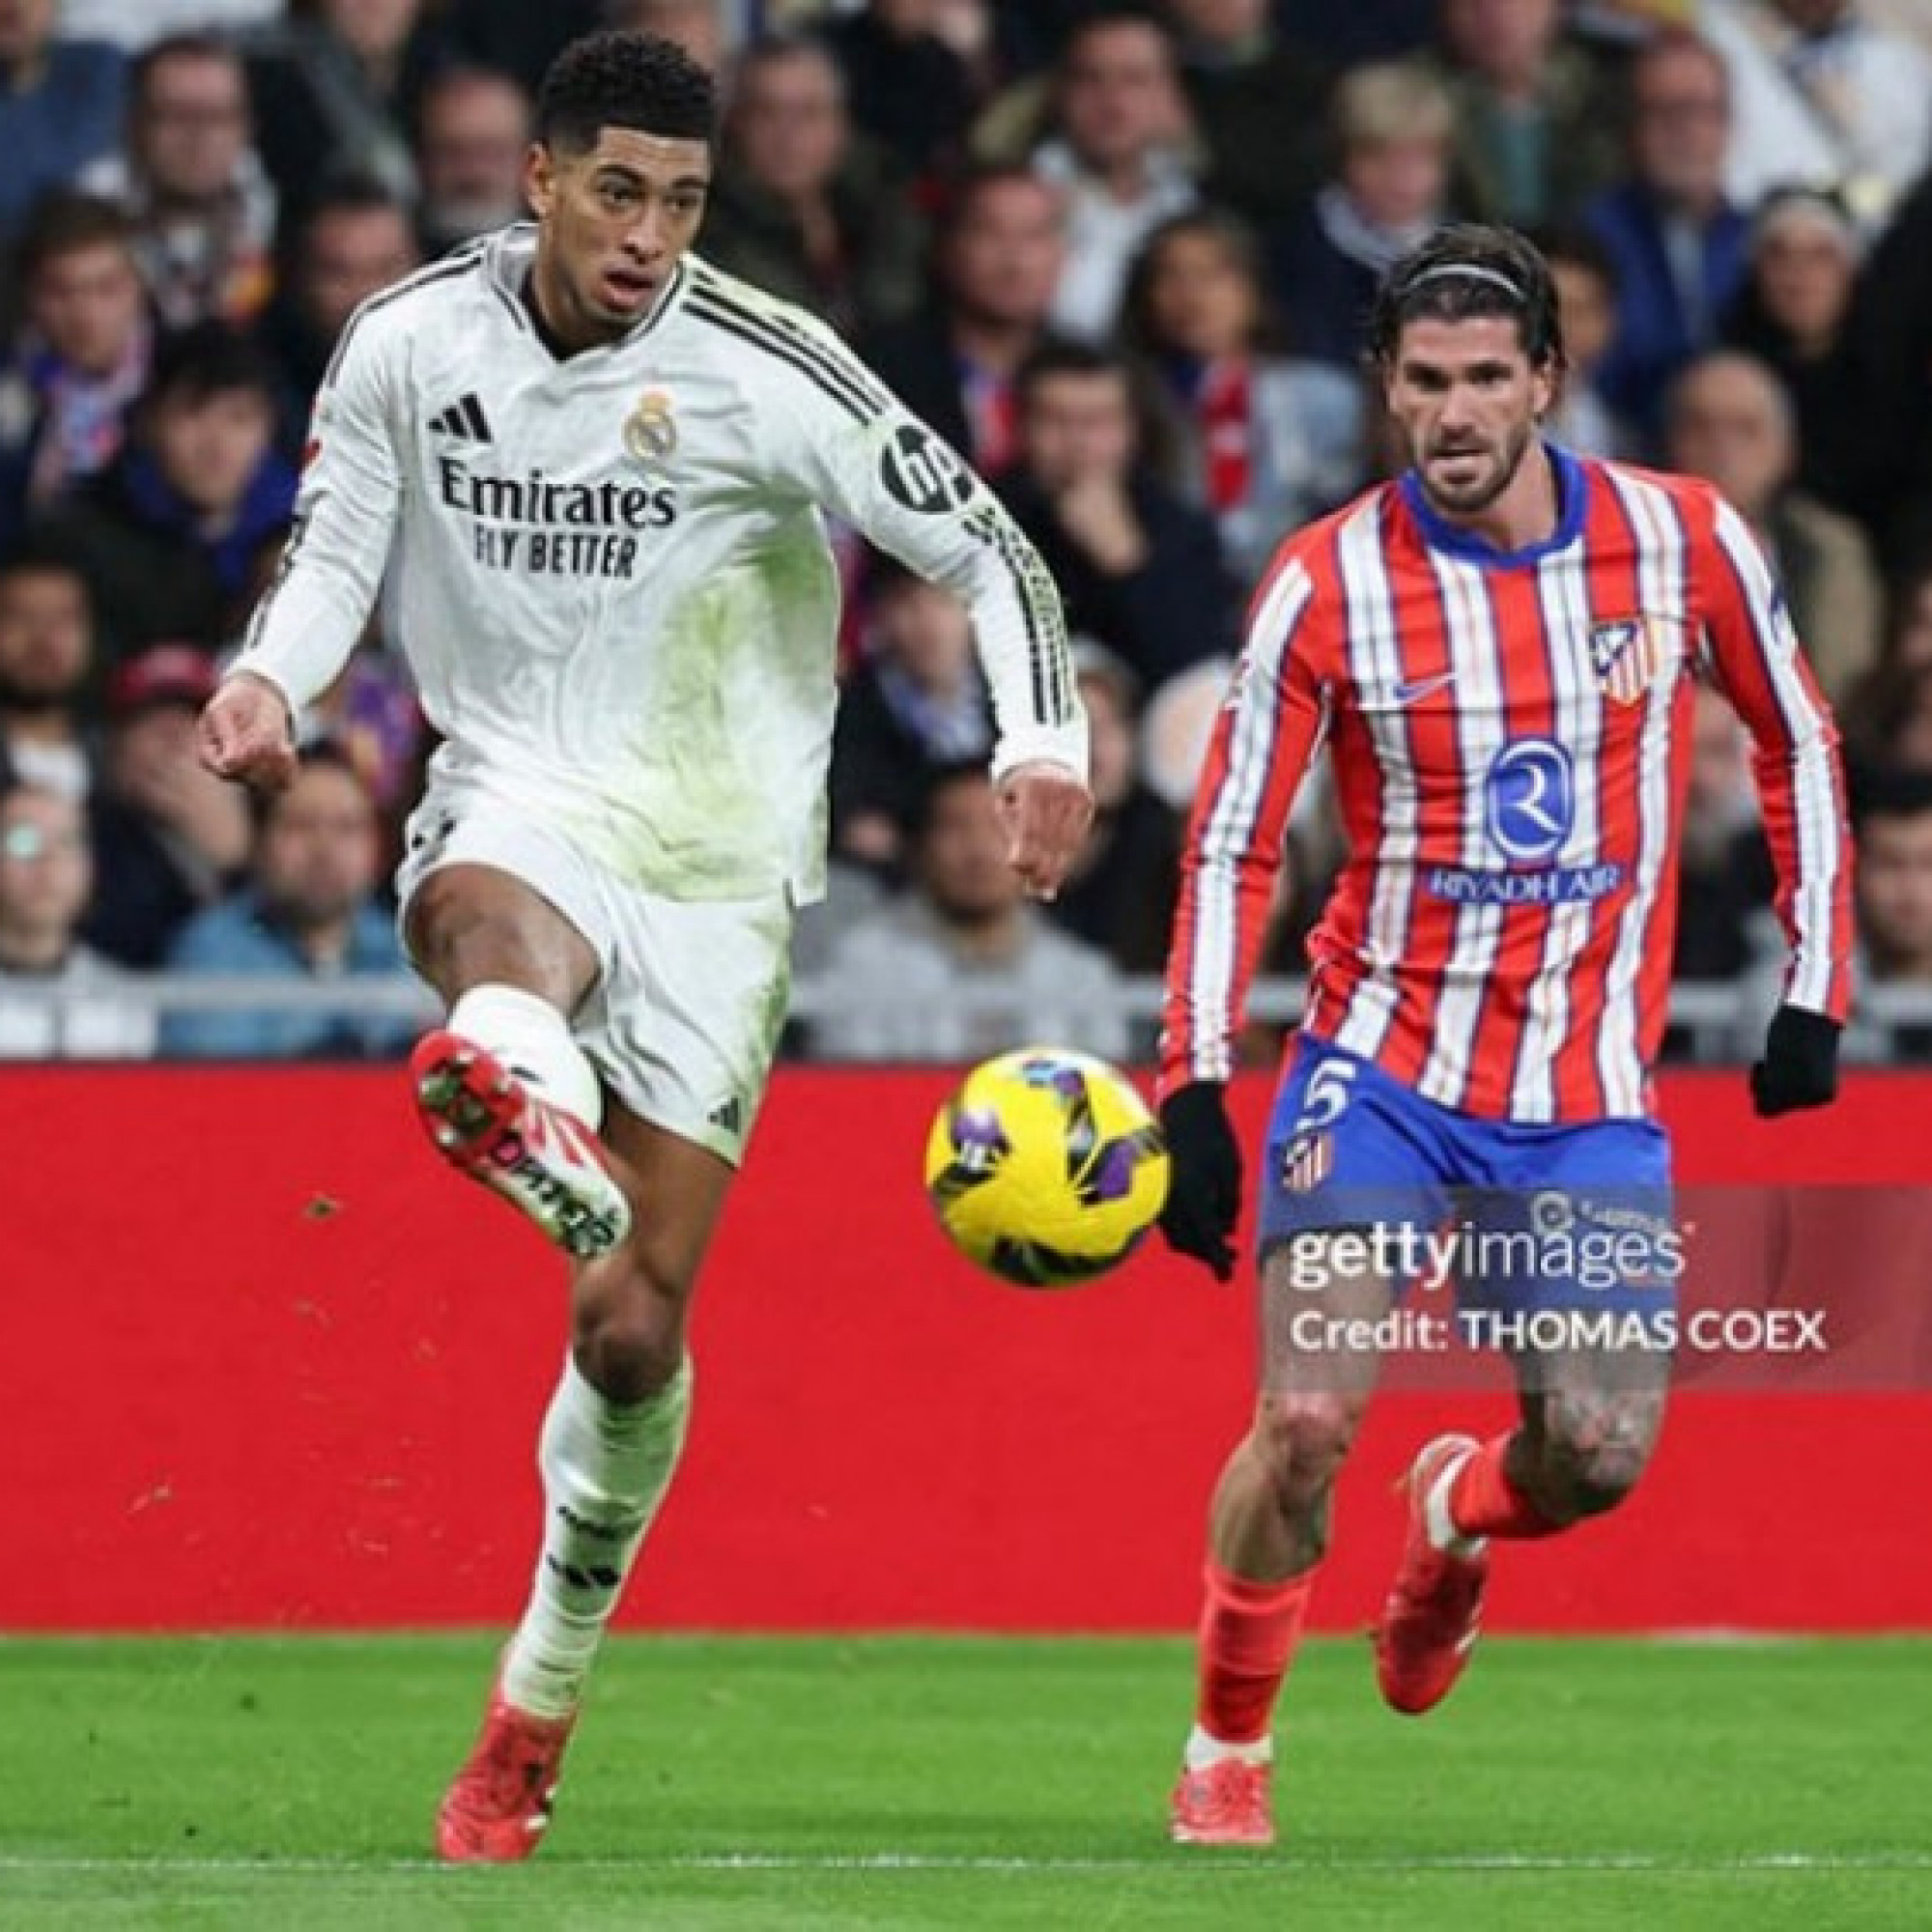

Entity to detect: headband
[1405,262,1526,302]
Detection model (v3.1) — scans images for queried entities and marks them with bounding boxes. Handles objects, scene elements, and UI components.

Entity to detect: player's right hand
[196,670,298,790]
[1156,1081,1242,1282]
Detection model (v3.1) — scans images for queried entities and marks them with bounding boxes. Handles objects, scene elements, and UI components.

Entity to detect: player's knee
[1538,1433,1653,1519]
[573,1259,688,1403]
[1252,1393,1361,1500]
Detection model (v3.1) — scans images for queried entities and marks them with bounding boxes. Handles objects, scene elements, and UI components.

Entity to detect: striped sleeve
[1698,494,1854,1021]
[1157,544,1338,1093]
[687,270,1085,782]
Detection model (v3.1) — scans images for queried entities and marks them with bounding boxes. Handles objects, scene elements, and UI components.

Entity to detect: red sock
[1195,1561,1315,1745]
[1447,1433,1563,1540]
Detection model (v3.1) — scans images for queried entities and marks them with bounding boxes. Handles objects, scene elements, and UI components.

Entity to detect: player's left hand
[996,761,1094,901]
[1749,1004,1841,1117]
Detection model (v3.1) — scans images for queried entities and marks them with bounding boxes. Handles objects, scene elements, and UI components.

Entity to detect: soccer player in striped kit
[1156,224,1852,1845]
[198,32,1090,1861]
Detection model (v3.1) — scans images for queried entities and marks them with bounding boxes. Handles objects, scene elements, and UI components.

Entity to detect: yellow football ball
[923,1048,1171,1287]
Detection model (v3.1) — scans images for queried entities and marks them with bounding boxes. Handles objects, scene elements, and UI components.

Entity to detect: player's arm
[1697,493,1854,1114]
[1156,552,1335,1276]
[199,311,406,788]
[755,320,1092,896]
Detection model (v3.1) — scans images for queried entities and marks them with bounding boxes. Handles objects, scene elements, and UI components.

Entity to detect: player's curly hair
[1368,223,1566,372]
[535,30,717,154]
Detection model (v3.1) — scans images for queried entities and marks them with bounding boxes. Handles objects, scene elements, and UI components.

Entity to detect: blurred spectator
[0,0,124,241]
[1163,0,1331,231]
[161,742,413,1061]
[829,557,991,875]
[698,34,926,337]
[299,636,426,831]
[257,177,420,450]
[864,162,1069,476]
[1535,222,1634,456]
[1852,765,1932,994]
[812,759,1127,1062]
[413,64,530,258]
[1850,659,1932,776]
[1719,184,1873,518]
[1426,0,1628,229]
[1267,61,1454,370]
[78,33,275,331]
[1883,558,1932,675]
[445,0,607,93]
[998,339,1234,692]
[0,547,93,802]
[1045,639,1179,973]
[84,642,250,968]
[57,1,282,50]
[245,0,453,218]
[1119,206,1365,582]
[1699,0,1932,229]
[995,9,1199,343]
[1673,676,1776,978]
[605,0,734,73]
[0,778,155,1058]
[1583,30,1748,441]
[1845,167,1932,569]
[821,0,980,188]
[1664,348,1880,701]
[0,193,152,549]
[34,321,297,667]
[1271,0,1434,65]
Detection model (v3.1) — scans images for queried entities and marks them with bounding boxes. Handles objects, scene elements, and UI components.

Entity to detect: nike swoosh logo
[1392,670,1459,706]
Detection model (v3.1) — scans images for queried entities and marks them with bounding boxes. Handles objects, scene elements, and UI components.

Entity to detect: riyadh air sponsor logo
[1424,862,1626,904]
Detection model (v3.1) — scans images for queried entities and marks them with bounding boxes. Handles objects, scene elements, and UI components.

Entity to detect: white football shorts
[395,782,792,1166]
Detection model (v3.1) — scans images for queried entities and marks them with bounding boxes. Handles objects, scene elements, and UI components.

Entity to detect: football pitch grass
[3,1635,1929,1929]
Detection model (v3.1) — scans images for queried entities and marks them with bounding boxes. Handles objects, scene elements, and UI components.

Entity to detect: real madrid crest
[623,388,677,468]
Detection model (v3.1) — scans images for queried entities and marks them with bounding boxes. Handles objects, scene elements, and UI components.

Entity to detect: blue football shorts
[1259,1034,1679,1323]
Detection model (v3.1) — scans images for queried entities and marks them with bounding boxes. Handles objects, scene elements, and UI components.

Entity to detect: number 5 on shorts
[1294,1058,1358,1138]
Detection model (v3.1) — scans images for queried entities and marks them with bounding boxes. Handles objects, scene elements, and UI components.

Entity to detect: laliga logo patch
[880,421,976,515]
[623,388,677,468]
[1589,614,1671,704]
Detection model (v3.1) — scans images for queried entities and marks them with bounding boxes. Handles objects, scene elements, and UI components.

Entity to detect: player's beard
[1415,417,1535,519]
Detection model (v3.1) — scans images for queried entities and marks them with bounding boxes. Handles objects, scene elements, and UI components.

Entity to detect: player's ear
[525,140,555,220]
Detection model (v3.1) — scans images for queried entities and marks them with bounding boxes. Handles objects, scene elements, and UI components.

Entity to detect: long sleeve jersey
[239,225,1086,901]
[1161,444,1853,1121]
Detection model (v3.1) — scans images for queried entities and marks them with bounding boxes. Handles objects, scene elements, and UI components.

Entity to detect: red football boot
[411,1030,630,1261]
[436,1683,578,1863]
[1168,1756,1274,1847]
[1375,1433,1489,1716]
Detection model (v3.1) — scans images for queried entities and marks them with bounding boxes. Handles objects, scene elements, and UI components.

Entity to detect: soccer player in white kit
[197,32,1092,1861]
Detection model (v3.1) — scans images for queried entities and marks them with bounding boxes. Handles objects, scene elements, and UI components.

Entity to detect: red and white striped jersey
[1160,445,1854,1122]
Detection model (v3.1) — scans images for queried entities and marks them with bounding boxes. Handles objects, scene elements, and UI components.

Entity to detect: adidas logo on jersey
[430,393,493,441]
[706,1095,744,1136]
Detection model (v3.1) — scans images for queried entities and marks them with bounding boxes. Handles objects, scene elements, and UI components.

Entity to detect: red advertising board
[3,1066,1927,1631]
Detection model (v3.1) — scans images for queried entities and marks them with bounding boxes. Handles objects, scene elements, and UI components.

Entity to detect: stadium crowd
[0,0,1929,1065]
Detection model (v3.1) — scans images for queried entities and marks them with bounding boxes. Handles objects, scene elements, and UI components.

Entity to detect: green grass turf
[1,1636,1929,1929]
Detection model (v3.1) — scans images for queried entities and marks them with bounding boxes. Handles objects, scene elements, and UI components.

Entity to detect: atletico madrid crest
[1588,615,1672,703]
[1281,1130,1332,1195]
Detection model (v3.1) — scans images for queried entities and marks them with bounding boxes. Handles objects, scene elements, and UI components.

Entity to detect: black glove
[1749,1005,1841,1118]
[1157,1081,1242,1281]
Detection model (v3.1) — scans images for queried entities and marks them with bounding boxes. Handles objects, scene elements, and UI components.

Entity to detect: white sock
[499,1355,694,1719]
[1183,1723,1273,1770]
[1424,1453,1487,1561]
[447,982,602,1129]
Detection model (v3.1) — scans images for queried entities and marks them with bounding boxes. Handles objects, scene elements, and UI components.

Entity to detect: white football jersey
[240,225,1085,902]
